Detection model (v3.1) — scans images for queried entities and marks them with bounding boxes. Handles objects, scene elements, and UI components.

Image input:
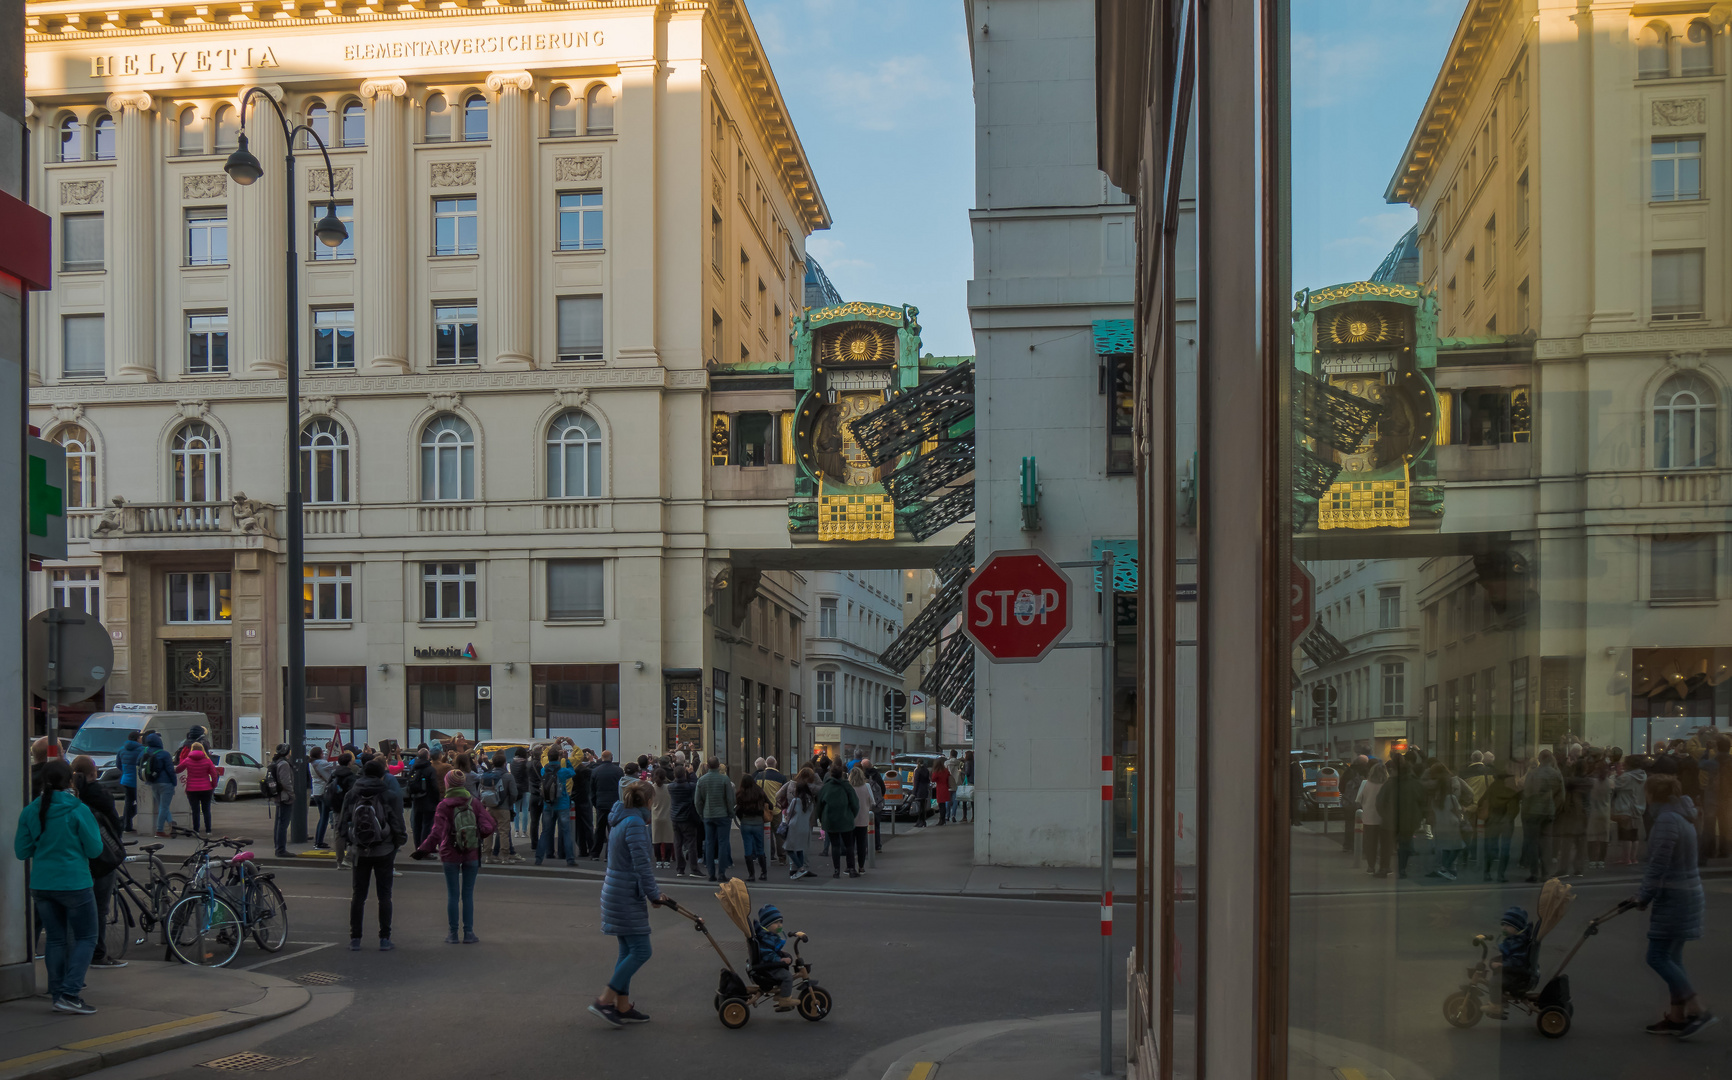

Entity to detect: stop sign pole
[966,546,1117,1077]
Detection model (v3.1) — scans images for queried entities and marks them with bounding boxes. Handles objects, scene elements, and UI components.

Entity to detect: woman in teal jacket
[13,760,103,1015]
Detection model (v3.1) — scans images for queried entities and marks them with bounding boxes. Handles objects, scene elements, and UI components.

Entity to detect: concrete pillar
[234,86,287,378]
[106,91,158,382]
[359,78,410,374]
[487,73,535,370]
[232,548,277,738]
[612,65,658,366]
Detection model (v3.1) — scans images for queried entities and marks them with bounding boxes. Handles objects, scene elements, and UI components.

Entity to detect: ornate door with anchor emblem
[166,641,232,745]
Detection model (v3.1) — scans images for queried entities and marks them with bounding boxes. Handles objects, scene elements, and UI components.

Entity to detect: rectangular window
[61,213,103,272]
[1652,138,1702,202]
[557,191,604,250]
[819,597,838,637]
[434,304,479,365]
[815,670,835,725]
[1451,387,1532,445]
[166,571,232,623]
[312,307,355,370]
[433,197,478,256]
[711,310,724,363]
[422,561,478,621]
[1108,354,1134,475]
[185,208,228,266]
[311,200,354,260]
[304,564,353,622]
[1652,535,1716,601]
[1515,170,1529,235]
[556,296,603,362]
[733,411,772,466]
[740,251,751,310]
[1517,277,1530,331]
[51,567,101,614]
[756,278,767,326]
[1483,216,1496,282]
[1652,249,1705,320]
[62,314,104,378]
[1377,586,1401,629]
[187,312,230,375]
[547,559,604,620]
[711,210,724,270]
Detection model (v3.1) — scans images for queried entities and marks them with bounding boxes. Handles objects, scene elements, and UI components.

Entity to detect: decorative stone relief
[429,161,477,188]
[181,174,228,200]
[49,403,86,425]
[177,399,210,420]
[554,155,603,183]
[712,175,723,203]
[1669,350,1706,369]
[302,394,337,417]
[60,180,103,206]
[306,167,354,195]
[426,391,463,413]
[555,388,591,411]
[1652,99,1706,127]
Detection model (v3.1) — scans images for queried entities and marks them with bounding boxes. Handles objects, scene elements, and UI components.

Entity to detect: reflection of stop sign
[963,549,1071,663]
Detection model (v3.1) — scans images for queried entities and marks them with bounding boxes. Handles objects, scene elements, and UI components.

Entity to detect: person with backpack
[536,749,577,866]
[71,756,127,969]
[479,753,519,864]
[267,744,296,857]
[139,732,177,838]
[13,760,104,1014]
[668,765,702,877]
[339,758,407,951]
[309,748,335,848]
[323,752,357,868]
[508,748,533,840]
[405,749,440,847]
[412,768,495,943]
[115,731,143,834]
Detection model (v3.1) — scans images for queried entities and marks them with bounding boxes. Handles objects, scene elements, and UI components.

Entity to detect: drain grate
[294,971,344,985]
[200,1053,307,1071]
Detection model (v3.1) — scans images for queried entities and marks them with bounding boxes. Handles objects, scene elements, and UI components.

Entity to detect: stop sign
[963,549,1071,663]
[1290,560,1316,642]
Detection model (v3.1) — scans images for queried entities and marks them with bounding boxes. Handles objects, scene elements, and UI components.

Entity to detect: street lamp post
[224,91,349,845]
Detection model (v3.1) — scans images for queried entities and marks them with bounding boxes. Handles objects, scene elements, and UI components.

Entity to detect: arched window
[213,104,239,151]
[177,106,204,155]
[91,114,115,160]
[546,411,603,498]
[340,101,365,147]
[548,86,577,137]
[1682,20,1713,77]
[300,418,350,504]
[1654,371,1718,469]
[171,422,223,503]
[462,94,488,141]
[58,116,82,162]
[586,85,615,135]
[1639,24,1671,79]
[420,415,474,501]
[55,425,96,509]
[304,101,328,148]
[425,92,450,142]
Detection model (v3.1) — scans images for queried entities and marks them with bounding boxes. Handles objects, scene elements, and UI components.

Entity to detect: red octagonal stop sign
[963,549,1071,663]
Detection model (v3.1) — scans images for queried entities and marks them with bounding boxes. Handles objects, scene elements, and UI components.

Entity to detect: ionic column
[360,77,410,374]
[613,64,658,366]
[234,85,287,378]
[106,92,158,382]
[487,72,535,370]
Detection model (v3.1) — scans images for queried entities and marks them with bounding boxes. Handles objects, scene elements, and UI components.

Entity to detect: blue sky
[750,0,977,356]
[1290,0,1468,289]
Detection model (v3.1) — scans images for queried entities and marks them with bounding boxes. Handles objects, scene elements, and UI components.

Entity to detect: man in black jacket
[570,754,595,857]
[72,756,127,969]
[337,758,408,951]
[405,750,440,848]
[589,751,623,861]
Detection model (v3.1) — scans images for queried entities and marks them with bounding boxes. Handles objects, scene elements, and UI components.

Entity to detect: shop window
[532,664,620,746]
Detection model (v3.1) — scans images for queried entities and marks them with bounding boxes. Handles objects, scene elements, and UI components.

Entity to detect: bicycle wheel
[167,892,243,967]
[101,890,133,961]
[248,879,289,952]
[151,873,189,925]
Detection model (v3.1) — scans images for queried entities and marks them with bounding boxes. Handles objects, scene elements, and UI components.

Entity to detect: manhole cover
[200,1053,307,1071]
[295,971,344,985]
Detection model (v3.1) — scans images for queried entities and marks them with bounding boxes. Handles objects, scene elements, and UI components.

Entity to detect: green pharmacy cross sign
[27,437,67,562]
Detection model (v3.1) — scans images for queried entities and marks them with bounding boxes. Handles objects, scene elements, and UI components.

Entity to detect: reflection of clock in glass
[1329,374,1433,473]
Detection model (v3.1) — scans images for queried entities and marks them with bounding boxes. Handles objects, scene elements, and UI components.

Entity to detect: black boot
[760,856,770,880]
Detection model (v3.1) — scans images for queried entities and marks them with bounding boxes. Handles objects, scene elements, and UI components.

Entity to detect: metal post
[45,609,60,753]
[1099,549,1115,1078]
[283,140,309,845]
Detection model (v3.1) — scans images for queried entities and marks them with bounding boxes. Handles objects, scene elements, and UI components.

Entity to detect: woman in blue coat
[591,780,665,1028]
[13,760,104,1015]
[1632,772,1716,1040]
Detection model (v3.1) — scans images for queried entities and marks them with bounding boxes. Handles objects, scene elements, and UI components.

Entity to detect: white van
[68,709,211,793]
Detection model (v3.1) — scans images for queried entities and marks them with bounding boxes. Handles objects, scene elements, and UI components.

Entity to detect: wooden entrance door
[166,641,232,744]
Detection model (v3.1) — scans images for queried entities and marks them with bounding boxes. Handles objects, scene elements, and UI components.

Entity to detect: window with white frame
[51,567,101,614]
[171,422,223,502]
[91,115,114,160]
[546,559,603,620]
[61,213,103,272]
[312,307,355,369]
[305,101,329,147]
[420,415,475,500]
[1380,662,1406,716]
[1653,249,1705,321]
[304,563,353,621]
[1652,138,1702,202]
[185,208,228,266]
[545,411,602,497]
[1653,371,1718,469]
[55,425,96,509]
[300,418,350,504]
[62,314,104,378]
[422,561,478,620]
[558,191,604,250]
[166,571,231,623]
[433,197,477,256]
[312,201,354,260]
[462,94,488,141]
[433,303,479,365]
[186,312,229,375]
[556,296,603,362]
[815,670,835,725]
[340,102,365,147]
[819,597,838,637]
[1377,586,1402,629]
[1652,534,1717,601]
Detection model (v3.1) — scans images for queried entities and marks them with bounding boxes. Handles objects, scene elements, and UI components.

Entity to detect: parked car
[880,754,947,821]
[205,748,267,801]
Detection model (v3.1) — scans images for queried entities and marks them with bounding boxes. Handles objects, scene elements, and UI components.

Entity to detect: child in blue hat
[1489,905,1537,1015]
[751,904,800,1010]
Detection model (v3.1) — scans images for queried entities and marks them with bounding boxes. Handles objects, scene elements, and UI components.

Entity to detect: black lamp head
[314,205,349,248]
[223,132,264,185]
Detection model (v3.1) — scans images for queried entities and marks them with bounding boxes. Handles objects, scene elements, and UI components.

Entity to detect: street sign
[28,607,113,704]
[27,437,67,562]
[883,688,907,727]
[962,548,1071,663]
[907,689,929,732]
[1290,560,1316,642]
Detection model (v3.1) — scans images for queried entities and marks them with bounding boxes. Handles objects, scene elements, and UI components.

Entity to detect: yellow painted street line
[0,1048,72,1071]
[1333,1069,1368,1080]
[62,1011,225,1051]
[907,1063,936,1080]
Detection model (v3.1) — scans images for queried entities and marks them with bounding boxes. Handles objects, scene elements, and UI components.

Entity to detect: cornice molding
[1533,327,1732,360]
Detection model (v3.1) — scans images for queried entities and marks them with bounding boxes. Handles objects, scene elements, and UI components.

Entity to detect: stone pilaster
[360,77,411,374]
[106,92,157,382]
[487,72,536,369]
[234,86,288,378]
[613,65,658,366]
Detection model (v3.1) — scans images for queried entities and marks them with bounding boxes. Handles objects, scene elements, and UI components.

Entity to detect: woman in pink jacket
[412,770,495,943]
[175,743,218,834]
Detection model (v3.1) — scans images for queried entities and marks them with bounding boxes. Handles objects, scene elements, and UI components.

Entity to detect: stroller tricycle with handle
[661,879,833,1029]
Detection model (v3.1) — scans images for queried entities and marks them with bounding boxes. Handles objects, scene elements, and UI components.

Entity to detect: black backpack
[540,767,560,805]
[349,791,389,850]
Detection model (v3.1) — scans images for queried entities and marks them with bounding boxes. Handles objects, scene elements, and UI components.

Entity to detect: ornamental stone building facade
[22,0,827,761]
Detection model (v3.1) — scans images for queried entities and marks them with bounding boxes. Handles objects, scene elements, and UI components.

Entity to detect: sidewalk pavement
[141,800,1135,901]
[0,960,310,1080]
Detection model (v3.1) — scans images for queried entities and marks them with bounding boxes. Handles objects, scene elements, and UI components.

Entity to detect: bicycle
[100,840,190,962]
[165,837,289,967]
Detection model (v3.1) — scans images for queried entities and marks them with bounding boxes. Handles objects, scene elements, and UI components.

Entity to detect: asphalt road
[97,860,1131,1080]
